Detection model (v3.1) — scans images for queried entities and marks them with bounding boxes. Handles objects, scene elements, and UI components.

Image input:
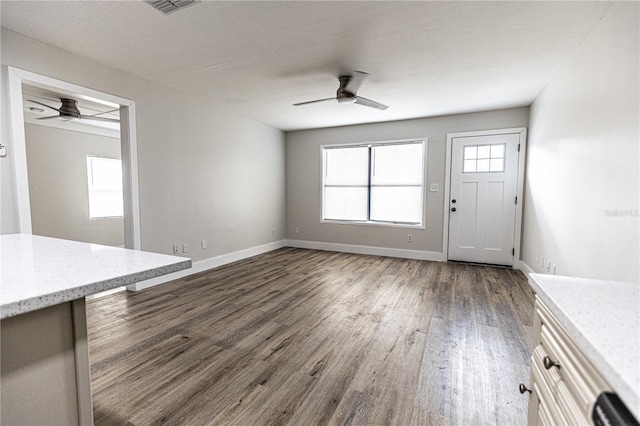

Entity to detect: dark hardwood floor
[87,248,535,425]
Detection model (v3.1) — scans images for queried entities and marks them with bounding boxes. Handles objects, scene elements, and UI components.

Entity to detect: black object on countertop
[592,392,639,426]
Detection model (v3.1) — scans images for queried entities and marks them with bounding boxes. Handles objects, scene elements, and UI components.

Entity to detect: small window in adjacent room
[322,140,425,227]
[87,156,124,219]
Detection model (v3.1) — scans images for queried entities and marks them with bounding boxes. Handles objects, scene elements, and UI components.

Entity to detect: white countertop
[528,273,639,420]
[1,234,191,319]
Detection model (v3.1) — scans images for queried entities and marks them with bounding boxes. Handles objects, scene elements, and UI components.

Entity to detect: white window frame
[320,138,427,229]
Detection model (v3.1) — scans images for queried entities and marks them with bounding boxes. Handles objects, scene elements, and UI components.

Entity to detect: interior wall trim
[130,239,446,291]
[128,240,287,291]
[128,241,540,292]
[286,239,444,262]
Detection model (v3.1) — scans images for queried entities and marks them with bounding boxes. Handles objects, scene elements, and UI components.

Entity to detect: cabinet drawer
[532,345,562,391]
[535,300,611,418]
[556,380,590,425]
[531,354,568,425]
[532,343,589,425]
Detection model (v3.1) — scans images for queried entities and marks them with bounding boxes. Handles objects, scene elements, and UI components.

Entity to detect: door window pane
[464,146,477,160]
[477,159,490,172]
[464,159,477,173]
[463,143,505,173]
[490,158,504,172]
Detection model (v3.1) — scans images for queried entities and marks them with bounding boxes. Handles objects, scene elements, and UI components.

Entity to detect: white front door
[447,133,520,266]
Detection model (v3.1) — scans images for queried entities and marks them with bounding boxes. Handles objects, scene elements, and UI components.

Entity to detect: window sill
[321,219,425,230]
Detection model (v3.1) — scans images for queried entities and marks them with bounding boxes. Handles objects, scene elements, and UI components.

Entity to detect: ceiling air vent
[147,0,200,15]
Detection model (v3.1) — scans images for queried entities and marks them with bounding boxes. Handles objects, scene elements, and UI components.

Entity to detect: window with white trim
[322,140,425,226]
[87,156,124,219]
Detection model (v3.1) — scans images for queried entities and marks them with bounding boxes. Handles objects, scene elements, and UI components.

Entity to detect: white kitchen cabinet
[524,274,639,426]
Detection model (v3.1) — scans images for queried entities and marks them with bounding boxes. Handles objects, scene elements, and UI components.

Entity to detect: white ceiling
[1,1,612,131]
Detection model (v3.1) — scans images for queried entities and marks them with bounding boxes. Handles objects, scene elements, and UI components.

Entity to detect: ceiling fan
[293,71,389,110]
[26,98,120,123]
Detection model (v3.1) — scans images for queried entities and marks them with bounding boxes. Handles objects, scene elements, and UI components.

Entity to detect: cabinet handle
[543,356,560,370]
[519,383,532,394]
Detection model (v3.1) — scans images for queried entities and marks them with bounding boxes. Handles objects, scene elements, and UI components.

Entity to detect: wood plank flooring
[87,248,535,425]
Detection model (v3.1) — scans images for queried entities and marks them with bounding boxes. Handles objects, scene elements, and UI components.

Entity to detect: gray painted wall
[25,123,124,247]
[1,29,286,262]
[286,108,529,255]
[523,2,639,282]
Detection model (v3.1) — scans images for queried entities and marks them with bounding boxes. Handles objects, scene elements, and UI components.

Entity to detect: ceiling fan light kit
[337,96,357,104]
[294,71,388,110]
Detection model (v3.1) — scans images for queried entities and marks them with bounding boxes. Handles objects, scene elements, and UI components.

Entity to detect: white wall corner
[128,239,287,291]
[285,239,444,262]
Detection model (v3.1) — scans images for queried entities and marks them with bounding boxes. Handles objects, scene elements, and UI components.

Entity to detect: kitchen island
[1,234,191,425]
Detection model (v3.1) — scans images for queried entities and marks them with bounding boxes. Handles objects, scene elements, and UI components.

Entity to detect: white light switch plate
[429,183,439,192]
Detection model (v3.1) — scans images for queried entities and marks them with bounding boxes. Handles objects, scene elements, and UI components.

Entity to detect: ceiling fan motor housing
[59,98,82,118]
[337,75,356,103]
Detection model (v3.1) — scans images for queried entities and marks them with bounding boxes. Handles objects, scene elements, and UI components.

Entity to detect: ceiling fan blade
[27,100,62,113]
[36,115,63,120]
[86,108,120,117]
[80,115,120,123]
[293,97,335,107]
[344,71,368,94]
[354,96,389,110]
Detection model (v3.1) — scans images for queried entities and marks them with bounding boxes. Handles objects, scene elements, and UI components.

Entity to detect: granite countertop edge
[1,258,191,320]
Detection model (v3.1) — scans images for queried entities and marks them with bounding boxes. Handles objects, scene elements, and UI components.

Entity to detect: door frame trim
[442,127,527,267]
[7,66,141,250]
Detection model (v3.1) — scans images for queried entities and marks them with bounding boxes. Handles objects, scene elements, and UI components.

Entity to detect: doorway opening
[22,83,125,247]
[7,66,140,250]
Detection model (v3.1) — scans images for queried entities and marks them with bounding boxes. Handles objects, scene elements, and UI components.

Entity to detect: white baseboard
[129,239,445,292]
[128,240,287,291]
[517,260,535,278]
[285,239,444,262]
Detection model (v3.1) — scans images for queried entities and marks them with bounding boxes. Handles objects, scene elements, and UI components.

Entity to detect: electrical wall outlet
[295,226,300,234]
[201,240,207,250]
[407,234,413,242]
[172,244,179,254]
[182,243,189,253]
[271,228,276,236]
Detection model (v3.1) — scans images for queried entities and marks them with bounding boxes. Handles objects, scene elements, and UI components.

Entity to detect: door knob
[451,207,456,212]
